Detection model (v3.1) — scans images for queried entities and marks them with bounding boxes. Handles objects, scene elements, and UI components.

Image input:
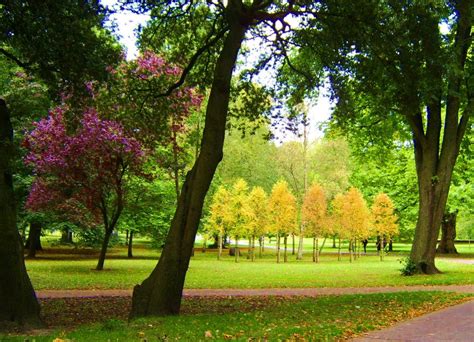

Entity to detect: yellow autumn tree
[331,188,371,262]
[302,183,328,263]
[247,186,268,261]
[372,193,399,261]
[268,180,297,263]
[229,178,250,263]
[208,186,233,260]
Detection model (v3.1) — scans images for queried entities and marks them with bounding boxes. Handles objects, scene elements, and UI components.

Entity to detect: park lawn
[2,292,471,341]
[26,248,474,290]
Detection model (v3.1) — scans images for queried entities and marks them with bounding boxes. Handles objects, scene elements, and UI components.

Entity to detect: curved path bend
[351,299,474,341]
[36,284,474,299]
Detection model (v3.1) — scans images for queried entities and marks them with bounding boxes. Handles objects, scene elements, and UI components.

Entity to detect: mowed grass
[26,247,474,290]
[3,292,470,341]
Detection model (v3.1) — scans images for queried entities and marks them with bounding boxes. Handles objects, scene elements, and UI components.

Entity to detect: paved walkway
[36,284,474,299]
[351,299,474,341]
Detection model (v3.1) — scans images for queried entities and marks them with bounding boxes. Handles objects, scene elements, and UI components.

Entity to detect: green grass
[2,292,470,341]
[26,247,474,290]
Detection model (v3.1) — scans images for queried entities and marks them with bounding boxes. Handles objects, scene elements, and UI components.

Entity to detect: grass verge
[1,292,470,341]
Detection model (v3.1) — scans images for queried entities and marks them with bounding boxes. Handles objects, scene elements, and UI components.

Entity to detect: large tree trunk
[408,0,471,274]
[0,99,41,328]
[436,211,458,254]
[130,19,247,318]
[25,221,42,258]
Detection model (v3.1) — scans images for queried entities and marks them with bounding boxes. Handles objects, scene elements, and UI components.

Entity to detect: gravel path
[36,284,474,299]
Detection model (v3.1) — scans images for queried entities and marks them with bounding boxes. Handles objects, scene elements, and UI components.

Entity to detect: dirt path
[351,299,474,341]
[36,284,474,299]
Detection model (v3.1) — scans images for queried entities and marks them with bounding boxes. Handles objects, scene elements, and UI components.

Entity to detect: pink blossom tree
[24,106,146,270]
[94,51,203,199]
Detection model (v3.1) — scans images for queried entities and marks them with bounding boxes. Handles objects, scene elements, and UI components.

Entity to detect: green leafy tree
[296,1,473,273]
[0,0,120,327]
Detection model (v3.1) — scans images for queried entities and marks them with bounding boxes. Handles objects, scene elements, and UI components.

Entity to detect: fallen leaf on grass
[205,330,213,338]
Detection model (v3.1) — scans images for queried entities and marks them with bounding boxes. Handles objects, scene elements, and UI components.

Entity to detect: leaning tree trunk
[96,227,113,270]
[408,0,471,274]
[0,99,42,328]
[25,220,43,258]
[128,230,134,258]
[130,20,248,318]
[436,211,458,254]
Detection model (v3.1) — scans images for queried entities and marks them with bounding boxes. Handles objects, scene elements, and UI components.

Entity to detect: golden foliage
[302,183,329,237]
[371,192,399,238]
[268,180,297,235]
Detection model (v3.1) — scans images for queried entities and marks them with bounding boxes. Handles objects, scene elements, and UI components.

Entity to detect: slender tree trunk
[96,228,113,270]
[284,235,288,263]
[218,233,223,260]
[332,235,336,248]
[125,230,129,246]
[349,240,353,263]
[312,237,316,262]
[26,221,42,258]
[251,236,255,261]
[130,20,248,317]
[262,236,265,252]
[235,238,239,263]
[380,236,384,261]
[258,236,262,258]
[338,238,341,261]
[128,231,134,258]
[297,232,304,260]
[436,211,458,254]
[276,234,280,263]
[315,237,319,263]
[291,233,295,255]
[388,239,393,252]
[0,99,41,328]
[319,237,327,255]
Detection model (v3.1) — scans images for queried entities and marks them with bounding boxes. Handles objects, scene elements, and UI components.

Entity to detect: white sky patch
[100,1,332,141]
[101,0,150,60]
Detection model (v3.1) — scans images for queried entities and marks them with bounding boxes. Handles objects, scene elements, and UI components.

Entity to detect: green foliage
[399,257,418,276]
[0,0,122,94]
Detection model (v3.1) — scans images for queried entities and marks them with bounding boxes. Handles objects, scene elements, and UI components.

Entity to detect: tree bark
[25,221,42,258]
[436,211,458,254]
[284,235,288,263]
[297,233,304,260]
[316,238,320,263]
[218,233,223,260]
[96,228,113,270]
[338,238,341,261]
[128,230,134,258]
[312,237,316,262]
[291,233,295,255]
[276,234,280,263]
[408,0,472,274]
[234,238,239,263]
[130,17,248,317]
[0,99,41,328]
